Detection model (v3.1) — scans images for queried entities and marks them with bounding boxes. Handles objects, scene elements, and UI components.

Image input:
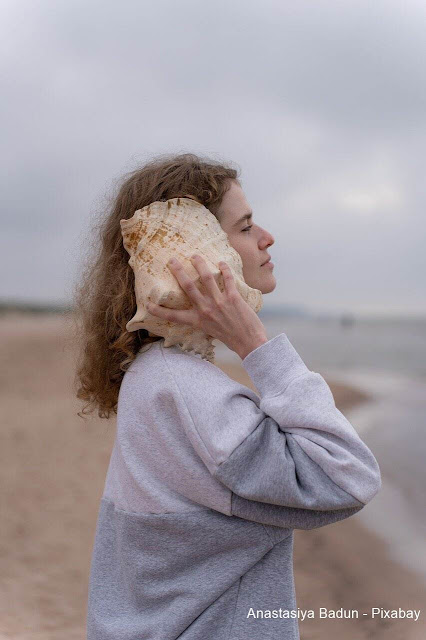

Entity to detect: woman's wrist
[237,334,269,360]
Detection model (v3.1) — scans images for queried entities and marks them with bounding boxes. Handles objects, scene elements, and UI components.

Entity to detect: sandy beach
[0,312,424,639]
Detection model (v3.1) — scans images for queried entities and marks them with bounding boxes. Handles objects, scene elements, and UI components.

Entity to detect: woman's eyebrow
[232,212,253,227]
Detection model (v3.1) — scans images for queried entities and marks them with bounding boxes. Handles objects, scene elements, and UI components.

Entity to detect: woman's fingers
[146,257,203,326]
[218,261,238,298]
[167,257,206,306]
[146,301,195,326]
[190,254,223,303]
[146,256,239,329]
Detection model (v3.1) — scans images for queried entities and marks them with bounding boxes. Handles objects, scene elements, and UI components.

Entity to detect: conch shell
[120,196,263,362]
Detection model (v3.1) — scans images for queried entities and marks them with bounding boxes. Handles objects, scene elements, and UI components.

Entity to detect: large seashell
[120,196,263,362]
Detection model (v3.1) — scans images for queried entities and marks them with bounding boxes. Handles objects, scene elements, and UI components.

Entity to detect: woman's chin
[259,275,277,294]
[246,272,277,294]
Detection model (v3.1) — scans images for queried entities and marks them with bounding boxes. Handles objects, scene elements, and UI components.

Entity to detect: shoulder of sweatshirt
[127,337,263,470]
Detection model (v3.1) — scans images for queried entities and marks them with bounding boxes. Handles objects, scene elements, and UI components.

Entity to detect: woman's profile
[74,152,381,640]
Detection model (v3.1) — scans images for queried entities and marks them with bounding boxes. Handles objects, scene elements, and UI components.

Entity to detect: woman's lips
[261,261,274,268]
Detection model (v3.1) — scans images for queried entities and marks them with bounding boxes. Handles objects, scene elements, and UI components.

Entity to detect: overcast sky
[2,0,425,317]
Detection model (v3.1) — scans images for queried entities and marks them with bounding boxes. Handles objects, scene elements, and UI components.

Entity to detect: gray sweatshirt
[86,332,381,640]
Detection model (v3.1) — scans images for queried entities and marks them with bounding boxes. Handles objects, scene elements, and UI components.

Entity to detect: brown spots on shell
[124,229,141,252]
[150,227,169,247]
[139,221,151,237]
[167,201,171,210]
[177,198,180,206]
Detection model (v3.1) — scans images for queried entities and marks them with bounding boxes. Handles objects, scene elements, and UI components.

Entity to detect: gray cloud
[1,0,425,315]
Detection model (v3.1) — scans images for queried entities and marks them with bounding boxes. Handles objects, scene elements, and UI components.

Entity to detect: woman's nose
[259,228,274,248]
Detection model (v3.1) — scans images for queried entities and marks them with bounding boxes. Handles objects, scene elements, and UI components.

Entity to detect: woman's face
[216,180,276,294]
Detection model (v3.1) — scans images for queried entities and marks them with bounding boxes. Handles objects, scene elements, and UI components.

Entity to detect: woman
[76,153,381,640]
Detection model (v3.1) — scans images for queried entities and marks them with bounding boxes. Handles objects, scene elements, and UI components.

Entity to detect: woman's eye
[242,225,253,232]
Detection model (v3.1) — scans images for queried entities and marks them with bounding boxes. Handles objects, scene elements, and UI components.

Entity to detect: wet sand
[0,313,424,639]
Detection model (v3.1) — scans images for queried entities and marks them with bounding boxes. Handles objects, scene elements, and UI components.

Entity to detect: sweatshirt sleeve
[163,333,381,530]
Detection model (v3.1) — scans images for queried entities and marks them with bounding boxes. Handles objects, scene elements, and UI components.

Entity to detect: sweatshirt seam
[102,496,219,517]
[260,523,276,546]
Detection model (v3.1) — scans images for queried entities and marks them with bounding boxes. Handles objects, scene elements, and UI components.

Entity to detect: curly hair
[71,152,241,419]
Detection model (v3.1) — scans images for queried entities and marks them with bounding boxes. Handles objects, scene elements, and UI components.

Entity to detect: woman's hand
[146,254,268,360]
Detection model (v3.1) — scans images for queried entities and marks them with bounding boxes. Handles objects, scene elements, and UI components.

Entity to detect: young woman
[76,153,381,640]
